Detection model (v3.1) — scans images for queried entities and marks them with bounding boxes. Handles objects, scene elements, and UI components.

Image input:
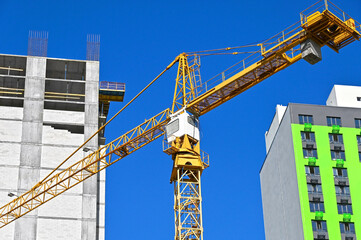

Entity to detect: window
[329,134,343,144]
[340,222,356,234]
[359,152,361,162]
[303,148,318,158]
[301,132,316,142]
[335,186,350,196]
[310,201,325,212]
[357,97,361,102]
[333,168,348,178]
[331,150,345,160]
[357,136,361,145]
[327,116,341,127]
[355,118,361,128]
[306,166,320,176]
[338,203,353,214]
[187,116,199,128]
[166,119,179,135]
[308,183,323,194]
[299,115,313,124]
[312,220,327,232]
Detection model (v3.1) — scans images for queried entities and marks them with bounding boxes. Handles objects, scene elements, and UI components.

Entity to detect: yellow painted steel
[171,54,200,113]
[164,135,208,240]
[0,0,360,237]
[164,135,209,183]
[174,168,203,240]
[0,66,24,72]
[186,9,360,116]
[98,94,124,102]
[0,108,171,228]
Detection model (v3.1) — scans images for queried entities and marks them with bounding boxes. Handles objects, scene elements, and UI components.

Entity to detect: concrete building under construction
[0,33,125,240]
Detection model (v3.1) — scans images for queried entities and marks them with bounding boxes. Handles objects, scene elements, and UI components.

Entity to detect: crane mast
[0,1,360,239]
[166,54,208,239]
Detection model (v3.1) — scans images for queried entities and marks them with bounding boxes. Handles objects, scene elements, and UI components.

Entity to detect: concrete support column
[82,61,99,240]
[15,57,46,240]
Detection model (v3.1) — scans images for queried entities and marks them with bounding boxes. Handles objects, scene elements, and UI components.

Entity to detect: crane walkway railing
[186,0,360,116]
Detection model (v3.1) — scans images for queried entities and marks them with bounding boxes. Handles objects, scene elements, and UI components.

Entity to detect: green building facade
[293,122,360,239]
[261,85,361,240]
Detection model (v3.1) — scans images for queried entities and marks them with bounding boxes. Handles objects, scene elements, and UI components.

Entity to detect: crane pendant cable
[38,57,179,186]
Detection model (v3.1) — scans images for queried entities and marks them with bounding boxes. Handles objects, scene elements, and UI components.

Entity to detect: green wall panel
[292,124,361,240]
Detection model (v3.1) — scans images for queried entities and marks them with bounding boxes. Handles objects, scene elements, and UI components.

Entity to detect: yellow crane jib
[0,1,360,240]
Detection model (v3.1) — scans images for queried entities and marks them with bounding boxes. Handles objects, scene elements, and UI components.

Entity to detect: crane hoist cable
[38,56,179,186]
[195,51,261,56]
[186,44,261,54]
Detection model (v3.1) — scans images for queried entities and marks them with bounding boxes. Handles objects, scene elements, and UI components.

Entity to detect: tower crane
[0,1,360,239]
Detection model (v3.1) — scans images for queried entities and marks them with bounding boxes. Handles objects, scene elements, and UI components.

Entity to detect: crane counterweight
[301,39,322,65]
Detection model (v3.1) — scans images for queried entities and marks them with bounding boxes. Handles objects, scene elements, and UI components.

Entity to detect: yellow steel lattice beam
[0,108,171,229]
[186,7,360,116]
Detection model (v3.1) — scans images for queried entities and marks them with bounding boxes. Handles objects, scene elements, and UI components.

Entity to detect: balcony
[330,142,344,151]
[337,195,352,204]
[313,231,329,240]
[309,192,324,202]
[303,141,317,149]
[334,176,349,186]
[341,233,356,240]
[307,174,321,184]
[99,81,125,102]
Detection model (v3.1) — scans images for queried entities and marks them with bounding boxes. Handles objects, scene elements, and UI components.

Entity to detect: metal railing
[336,192,350,196]
[192,0,360,99]
[300,0,361,32]
[99,81,125,91]
[193,12,303,96]
[302,138,316,143]
[162,138,210,167]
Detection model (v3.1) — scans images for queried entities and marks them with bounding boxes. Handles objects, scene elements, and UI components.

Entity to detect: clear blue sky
[1,0,361,239]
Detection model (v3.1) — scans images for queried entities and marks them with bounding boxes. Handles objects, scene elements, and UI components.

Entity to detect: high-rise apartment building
[0,47,124,239]
[261,85,361,240]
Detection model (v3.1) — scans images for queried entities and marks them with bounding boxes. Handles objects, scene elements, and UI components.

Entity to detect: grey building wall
[0,54,105,240]
[260,106,304,240]
[82,61,100,240]
[15,56,46,240]
[262,101,361,240]
[289,103,361,127]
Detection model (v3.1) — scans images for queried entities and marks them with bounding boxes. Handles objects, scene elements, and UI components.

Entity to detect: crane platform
[99,81,126,117]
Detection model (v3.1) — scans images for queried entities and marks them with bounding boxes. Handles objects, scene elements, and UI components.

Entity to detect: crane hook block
[301,39,322,65]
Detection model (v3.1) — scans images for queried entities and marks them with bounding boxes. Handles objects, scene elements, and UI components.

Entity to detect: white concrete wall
[0,106,22,240]
[0,143,21,166]
[97,168,106,240]
[0,120,22,142]
[327,84,361,108]
[41,145,84,169]
[0,57,105,240]
[265,105,287,153]
[0,167,19,189]
[38,194,83,219]
[37,219,82,240]
[0,106,23,120]
[0,221,15,240]
[43,109,84,124]
[42,126,84,145]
